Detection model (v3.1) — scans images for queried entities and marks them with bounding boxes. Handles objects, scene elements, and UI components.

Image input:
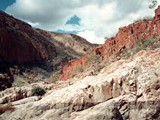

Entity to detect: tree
[149,0,158,9]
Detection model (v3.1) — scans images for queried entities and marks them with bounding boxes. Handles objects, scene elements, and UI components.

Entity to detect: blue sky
[0,0,15,10]
[66,15,80,25]
[1,0,159,44]
[56,15,81,34]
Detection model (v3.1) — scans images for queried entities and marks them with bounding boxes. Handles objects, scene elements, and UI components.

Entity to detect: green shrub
[152,44,160,49]
[114,38,160,60]
[149,0,157,9]
[52,74,59,81]
[134,16,152,23]
[92,54,100,63]
[94,64,104,73]
[76,66,84,73]
[122,52,131,59]
[86,54,100,65]
[72,73,77,78]
[142,16,152,21]
[32,87,46,96]
[133,38,158,54]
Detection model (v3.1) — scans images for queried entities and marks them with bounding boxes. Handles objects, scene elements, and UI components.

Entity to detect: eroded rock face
[59,6,160,80]
[0,87,32,104]
[71,96,160,120]
[0,11,57,65]
[1,49,160,120]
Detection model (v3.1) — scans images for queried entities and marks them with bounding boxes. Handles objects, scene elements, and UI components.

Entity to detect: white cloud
[6,0,82,30]
[5,0,160,43]
[77,30,105,44]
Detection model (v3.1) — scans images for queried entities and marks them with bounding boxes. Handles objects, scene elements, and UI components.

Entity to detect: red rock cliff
[59,6,160,80]
[0,11,57,65]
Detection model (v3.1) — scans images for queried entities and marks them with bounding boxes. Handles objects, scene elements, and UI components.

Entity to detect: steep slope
[59,5,160,80]
[1,48,160,120]
[0,11,57,65]
[0,11,96,90]
[36,29,97,58]
[0,11,56,90]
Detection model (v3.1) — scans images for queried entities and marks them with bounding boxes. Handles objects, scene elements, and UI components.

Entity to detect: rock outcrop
[1,48,160,120]
[0,87,32,104]
[0,11,57,65]
[59,6,160,80]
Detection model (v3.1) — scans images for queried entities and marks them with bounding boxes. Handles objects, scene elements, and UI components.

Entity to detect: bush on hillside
[76,66,84,73]
[134,16,152,23]
[32,87,46,96]
[86,54,100,65]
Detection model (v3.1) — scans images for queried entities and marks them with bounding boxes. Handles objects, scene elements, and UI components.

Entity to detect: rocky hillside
[1,48,160,120]
[0,11,57,65]
[0,11,96,90]
[59,5,160,80]
[36,29,97,58]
